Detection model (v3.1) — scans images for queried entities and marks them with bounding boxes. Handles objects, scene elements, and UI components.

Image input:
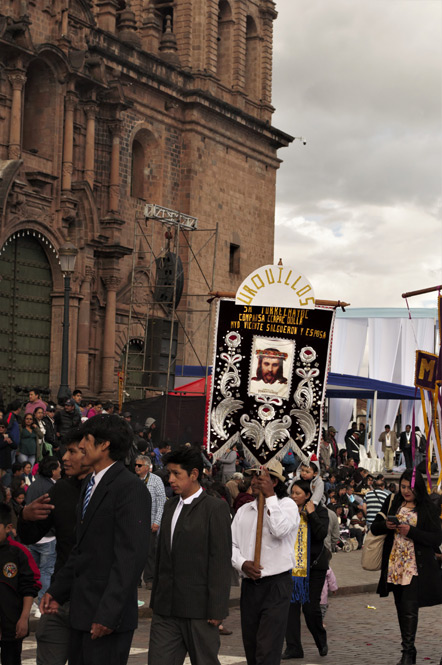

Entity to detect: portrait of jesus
[249,338,294,399]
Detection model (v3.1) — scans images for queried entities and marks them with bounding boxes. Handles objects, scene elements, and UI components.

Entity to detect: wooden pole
[208,291,350,309]
[402,285,442,299]
[253,491,265,567]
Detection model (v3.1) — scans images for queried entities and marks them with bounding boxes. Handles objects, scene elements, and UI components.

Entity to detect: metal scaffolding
[122,204,218,401]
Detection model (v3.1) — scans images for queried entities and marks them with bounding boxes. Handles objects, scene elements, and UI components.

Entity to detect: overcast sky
[272,0,442,309]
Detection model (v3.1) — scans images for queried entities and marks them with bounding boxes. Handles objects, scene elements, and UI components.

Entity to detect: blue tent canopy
[326,373,418,400]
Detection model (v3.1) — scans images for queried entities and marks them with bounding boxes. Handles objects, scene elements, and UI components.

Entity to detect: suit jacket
[150,491,232,620]
[48,461,151,632]
[379,430,398,453]
[399,431,412,451]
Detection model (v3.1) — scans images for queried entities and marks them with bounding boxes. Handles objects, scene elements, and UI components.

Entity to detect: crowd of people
[0,392,441,665]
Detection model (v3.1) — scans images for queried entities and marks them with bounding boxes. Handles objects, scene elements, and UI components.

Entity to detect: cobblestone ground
[22,591,441,665]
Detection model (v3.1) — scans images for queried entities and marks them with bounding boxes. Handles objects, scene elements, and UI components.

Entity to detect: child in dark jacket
[0,502,41,664]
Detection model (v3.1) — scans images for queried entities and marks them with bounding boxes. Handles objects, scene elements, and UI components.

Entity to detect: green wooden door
[0,235,52,404]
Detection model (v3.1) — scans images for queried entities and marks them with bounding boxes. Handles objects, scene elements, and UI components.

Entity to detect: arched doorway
[0,234,53,404]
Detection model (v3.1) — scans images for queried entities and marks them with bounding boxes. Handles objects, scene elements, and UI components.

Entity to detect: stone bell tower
[0,0,291,401]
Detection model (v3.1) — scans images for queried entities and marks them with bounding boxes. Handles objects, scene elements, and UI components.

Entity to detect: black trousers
[0,639,22,665]
[142,530,157,583]
[403,448,413,470]
[148,613,221,665]
[36,601,70,665]
[68,629,134,665]
[285,568,327,653]
[240,571,293,665]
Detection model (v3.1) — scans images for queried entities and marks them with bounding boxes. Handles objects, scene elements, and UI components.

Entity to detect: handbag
[361,494,394,571]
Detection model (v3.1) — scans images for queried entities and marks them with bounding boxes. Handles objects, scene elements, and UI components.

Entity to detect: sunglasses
[135,463,146,468]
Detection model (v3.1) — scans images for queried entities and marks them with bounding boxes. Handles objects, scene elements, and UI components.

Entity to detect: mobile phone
[387,514,399,525]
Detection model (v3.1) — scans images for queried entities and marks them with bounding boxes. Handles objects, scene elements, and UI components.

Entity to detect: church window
[22,60,56,160]
[217,0,233,84]
[245,16,260,99]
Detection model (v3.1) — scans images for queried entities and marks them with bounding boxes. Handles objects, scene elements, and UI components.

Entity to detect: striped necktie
[82,476,95,518]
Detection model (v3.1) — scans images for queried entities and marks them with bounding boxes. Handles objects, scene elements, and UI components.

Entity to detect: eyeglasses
[135,463,146,468]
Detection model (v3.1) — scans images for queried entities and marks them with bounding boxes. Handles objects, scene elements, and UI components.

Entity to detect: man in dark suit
[399,424,413,469]
[40,414,151,665]
[148,446,232,665]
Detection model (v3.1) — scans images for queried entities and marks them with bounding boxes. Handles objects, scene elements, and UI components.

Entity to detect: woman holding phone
[371,469,442,665]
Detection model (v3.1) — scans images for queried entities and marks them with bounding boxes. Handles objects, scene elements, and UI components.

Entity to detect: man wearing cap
[54,399,81,457]
[232,463,299,665]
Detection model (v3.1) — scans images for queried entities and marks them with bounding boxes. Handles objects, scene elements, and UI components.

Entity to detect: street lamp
[57,240,78,404]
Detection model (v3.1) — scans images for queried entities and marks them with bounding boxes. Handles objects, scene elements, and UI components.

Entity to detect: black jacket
[54,410,81,441]
[306,502,329,570]
[0,433,17,470]
[48,462,151,632]
[151,491,232,620]
[0,538,40,640]
[372,495,442,607]
[18,476,82,576]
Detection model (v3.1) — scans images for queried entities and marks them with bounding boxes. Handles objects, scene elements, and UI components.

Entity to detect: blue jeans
[29,540,57,603]
[18,453,36,467]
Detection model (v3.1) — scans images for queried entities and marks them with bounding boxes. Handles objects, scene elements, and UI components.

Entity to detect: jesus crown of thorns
[256,348,288,360]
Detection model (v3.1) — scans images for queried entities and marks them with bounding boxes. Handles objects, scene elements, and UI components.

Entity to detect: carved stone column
[76,267,94,390]
[108,120,122,214]
[96,0,119,33]
[100,274,121,395]
[83,101,98,189]
[8,70,27,160]
[141,0,161,53]
[62,90,78,192]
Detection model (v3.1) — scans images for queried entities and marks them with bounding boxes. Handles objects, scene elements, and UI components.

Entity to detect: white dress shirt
[171,486,203,546]
[232,495,300,578]
[89,462,117,500]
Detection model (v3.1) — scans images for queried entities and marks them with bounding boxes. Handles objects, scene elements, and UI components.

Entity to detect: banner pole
[253,491,265,567]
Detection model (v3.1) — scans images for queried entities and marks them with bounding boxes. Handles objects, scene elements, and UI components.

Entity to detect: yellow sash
[292,512,309,578]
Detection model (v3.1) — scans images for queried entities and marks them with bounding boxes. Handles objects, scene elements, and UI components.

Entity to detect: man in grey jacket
[218,443,237,483]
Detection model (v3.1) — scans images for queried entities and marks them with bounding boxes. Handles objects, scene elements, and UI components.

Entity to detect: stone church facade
[0,0,291,404]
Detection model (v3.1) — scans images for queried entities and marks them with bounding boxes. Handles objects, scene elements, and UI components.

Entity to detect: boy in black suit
[41,415,151,665]
[149,446,232,665]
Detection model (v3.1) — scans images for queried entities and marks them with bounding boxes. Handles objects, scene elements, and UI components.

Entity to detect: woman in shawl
[282,479,329,660]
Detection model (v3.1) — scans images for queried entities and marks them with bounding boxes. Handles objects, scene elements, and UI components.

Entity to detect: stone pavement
[25,552,441,665]
[23,591,442,665]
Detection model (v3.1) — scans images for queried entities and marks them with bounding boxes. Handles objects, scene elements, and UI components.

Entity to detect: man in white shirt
[232,463,299,665]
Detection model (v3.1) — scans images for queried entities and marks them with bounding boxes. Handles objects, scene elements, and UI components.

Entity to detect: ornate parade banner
[208,296,335,467]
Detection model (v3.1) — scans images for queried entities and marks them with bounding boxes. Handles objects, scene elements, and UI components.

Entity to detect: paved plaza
[24,552,441,665]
